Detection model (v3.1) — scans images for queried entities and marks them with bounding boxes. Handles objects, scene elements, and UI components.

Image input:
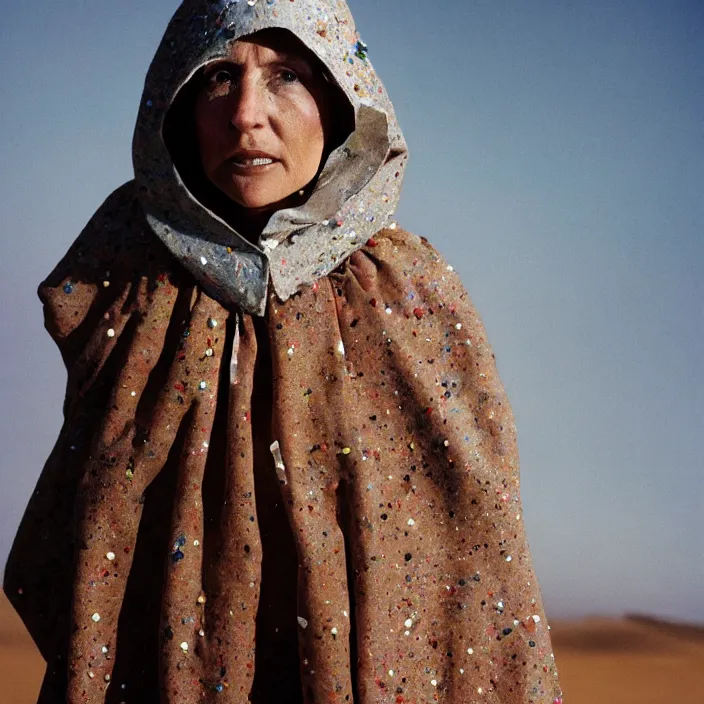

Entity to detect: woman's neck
[200,186,310,246]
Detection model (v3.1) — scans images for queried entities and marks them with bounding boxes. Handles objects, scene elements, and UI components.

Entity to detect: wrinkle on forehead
[226,28,320,72]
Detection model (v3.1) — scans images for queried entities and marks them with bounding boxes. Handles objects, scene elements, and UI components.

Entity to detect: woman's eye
[213,69,234,84]
[203,67,236,89]
[202,68,237,97]
[279,69,299,83]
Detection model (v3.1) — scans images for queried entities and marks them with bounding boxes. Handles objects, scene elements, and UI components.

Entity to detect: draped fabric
[5,184,562,703]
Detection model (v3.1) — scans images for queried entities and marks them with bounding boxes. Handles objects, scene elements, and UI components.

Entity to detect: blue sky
[1,0,702,622]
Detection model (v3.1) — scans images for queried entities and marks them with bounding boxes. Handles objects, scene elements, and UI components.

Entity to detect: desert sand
[1,590,702,703]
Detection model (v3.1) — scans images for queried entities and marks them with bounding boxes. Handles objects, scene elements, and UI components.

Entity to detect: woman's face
[194,32,331,214]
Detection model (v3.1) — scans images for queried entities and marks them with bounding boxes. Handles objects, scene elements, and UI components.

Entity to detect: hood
[133,0,408,315]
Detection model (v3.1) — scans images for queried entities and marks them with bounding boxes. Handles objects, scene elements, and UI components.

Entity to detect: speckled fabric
[5,1,562,702]
[5,186,561,703]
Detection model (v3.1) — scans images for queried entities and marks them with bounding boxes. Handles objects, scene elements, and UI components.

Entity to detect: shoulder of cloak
[354,224,487,329]
[340,222,515,449]
[39,181,182,369]
[4,183,186,665]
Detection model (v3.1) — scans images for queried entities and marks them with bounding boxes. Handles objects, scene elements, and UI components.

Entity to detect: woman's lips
[231,156,276,166]
[228,156,279,176]
[229,148,279,167]
[227,153,280,174]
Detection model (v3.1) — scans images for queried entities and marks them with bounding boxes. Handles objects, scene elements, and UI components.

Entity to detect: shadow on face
[163,28,354,240]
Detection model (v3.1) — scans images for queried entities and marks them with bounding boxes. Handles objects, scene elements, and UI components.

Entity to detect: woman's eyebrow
[219,50,312,69]
[265,52,316,73]
[267,52,314,71]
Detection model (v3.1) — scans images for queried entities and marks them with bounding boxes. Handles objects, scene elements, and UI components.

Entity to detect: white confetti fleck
[388,669,395,677]
[467,647,474,654]
[455,323,462,330]
[106,329,115,338]
[101,646,109,654]
[385,307,393,314]
[404,618,413,628]
[200,256,208,266]
[297,616,309,629]
[91,613,101,623]
[506,555,512,562]
[270,441,287,484]
[430,679,438,687]
[180,641,189,652]
[407,518,415,526]
[106,552,116,561]
[532,614,541,623]
[261,238,279,253]
[331,627,338,636]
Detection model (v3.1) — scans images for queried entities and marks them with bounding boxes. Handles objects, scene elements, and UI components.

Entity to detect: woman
[5,1,563,703]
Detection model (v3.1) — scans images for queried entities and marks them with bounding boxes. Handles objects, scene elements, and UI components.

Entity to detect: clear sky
[1,0,702,623]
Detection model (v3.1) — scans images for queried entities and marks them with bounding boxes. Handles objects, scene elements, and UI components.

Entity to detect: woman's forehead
[226,28,316,67]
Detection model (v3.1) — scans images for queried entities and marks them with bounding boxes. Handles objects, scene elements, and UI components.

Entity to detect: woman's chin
[227,188,303,215]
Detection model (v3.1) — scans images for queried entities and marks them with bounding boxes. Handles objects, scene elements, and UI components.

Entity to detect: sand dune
[551,616,704,704]
[551,614,704,654]
[1,591,702,703]
[0,591,45,704]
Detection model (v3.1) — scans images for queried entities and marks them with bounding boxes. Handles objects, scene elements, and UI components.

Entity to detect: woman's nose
[230,78,266,132]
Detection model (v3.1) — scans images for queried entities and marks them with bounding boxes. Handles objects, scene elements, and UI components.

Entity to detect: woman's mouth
[231,157,276,167]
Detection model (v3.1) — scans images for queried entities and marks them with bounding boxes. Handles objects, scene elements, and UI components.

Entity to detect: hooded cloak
[4,1,563,703]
